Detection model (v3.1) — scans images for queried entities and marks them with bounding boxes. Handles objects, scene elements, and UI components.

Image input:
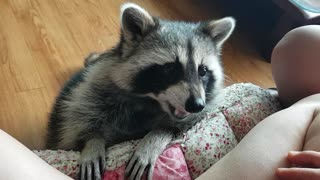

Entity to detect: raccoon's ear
[201,17,235,48]
[120,3,156,40]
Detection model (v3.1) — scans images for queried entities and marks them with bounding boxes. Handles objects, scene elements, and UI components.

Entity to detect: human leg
[271,25,320,107]
[197,94,320,180]
[275,98,320,180]
[198,25,320,180]
[0,130,72,180]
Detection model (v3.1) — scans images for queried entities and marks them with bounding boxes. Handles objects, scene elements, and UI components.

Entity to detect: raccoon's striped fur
[47,3,235,180]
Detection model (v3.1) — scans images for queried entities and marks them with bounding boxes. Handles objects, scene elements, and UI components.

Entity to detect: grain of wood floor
[0,0,275,149]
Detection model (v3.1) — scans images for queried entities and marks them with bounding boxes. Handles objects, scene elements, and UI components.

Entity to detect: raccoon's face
[111,3,235,120]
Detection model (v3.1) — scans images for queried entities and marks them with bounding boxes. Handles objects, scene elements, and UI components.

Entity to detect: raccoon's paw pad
[125,150,157,180]
[79,155,105,180]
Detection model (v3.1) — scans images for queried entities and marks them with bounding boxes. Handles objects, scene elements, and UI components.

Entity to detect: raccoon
[46,3,235,180]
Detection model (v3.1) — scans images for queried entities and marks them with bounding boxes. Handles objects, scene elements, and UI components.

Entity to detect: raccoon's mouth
[168,103,190,119]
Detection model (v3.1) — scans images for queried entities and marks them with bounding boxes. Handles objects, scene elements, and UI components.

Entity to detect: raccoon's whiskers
[224,74,233,84]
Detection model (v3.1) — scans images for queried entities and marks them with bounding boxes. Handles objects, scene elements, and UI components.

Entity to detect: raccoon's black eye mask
[132,58,184,94]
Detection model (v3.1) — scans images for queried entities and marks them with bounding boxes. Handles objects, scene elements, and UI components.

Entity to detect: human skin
[197,94,320,180]
[0,129,72,180]
[199,25,320,180]
[271,25,320,107]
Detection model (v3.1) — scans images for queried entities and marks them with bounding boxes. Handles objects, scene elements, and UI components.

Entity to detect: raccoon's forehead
[137,21,217,67]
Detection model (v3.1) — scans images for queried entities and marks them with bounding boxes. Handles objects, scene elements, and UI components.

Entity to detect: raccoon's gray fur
[47,3,235,180]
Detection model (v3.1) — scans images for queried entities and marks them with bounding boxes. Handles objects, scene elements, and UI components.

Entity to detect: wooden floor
[0,0,274,150]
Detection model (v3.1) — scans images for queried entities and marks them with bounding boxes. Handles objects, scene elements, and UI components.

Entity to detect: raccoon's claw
[79,139,106,180]
[79,156,105,180]
[125,130,173,180]
[125,154,155,180]
[125,142,159,179]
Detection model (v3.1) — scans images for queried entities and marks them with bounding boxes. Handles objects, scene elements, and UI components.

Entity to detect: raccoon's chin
[167,103,190,120]
[173,108,190,119]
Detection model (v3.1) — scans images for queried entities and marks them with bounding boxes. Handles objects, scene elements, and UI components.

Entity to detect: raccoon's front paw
[79,151,105,180]
[125,130,173,180]
[125,144,159,180]
[80,158,105,180]
[79,140,106,180]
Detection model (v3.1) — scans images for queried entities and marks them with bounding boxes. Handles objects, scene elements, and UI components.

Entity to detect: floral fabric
[180,83,281,178]
[33,83,282,179]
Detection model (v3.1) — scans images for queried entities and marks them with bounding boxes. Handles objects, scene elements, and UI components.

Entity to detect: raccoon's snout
[185,96,205,113]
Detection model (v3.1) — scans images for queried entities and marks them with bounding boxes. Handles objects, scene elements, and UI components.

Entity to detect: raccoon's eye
[198,65,207,77]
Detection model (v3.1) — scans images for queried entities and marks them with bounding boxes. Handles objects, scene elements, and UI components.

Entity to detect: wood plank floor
[0,0,274,149]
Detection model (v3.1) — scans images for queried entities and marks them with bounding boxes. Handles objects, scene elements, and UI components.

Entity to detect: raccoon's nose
[185,97,205,113]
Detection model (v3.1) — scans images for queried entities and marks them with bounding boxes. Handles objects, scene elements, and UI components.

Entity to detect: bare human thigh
[197,94,320,180]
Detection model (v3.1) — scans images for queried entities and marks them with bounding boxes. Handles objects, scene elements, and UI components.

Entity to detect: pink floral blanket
[34,83,282,179]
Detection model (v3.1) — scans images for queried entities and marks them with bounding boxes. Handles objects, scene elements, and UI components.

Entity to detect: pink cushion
[103,144,190,180]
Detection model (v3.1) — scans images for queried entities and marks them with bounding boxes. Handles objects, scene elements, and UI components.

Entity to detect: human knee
[271,26,320,106]
[272,25,320,65]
